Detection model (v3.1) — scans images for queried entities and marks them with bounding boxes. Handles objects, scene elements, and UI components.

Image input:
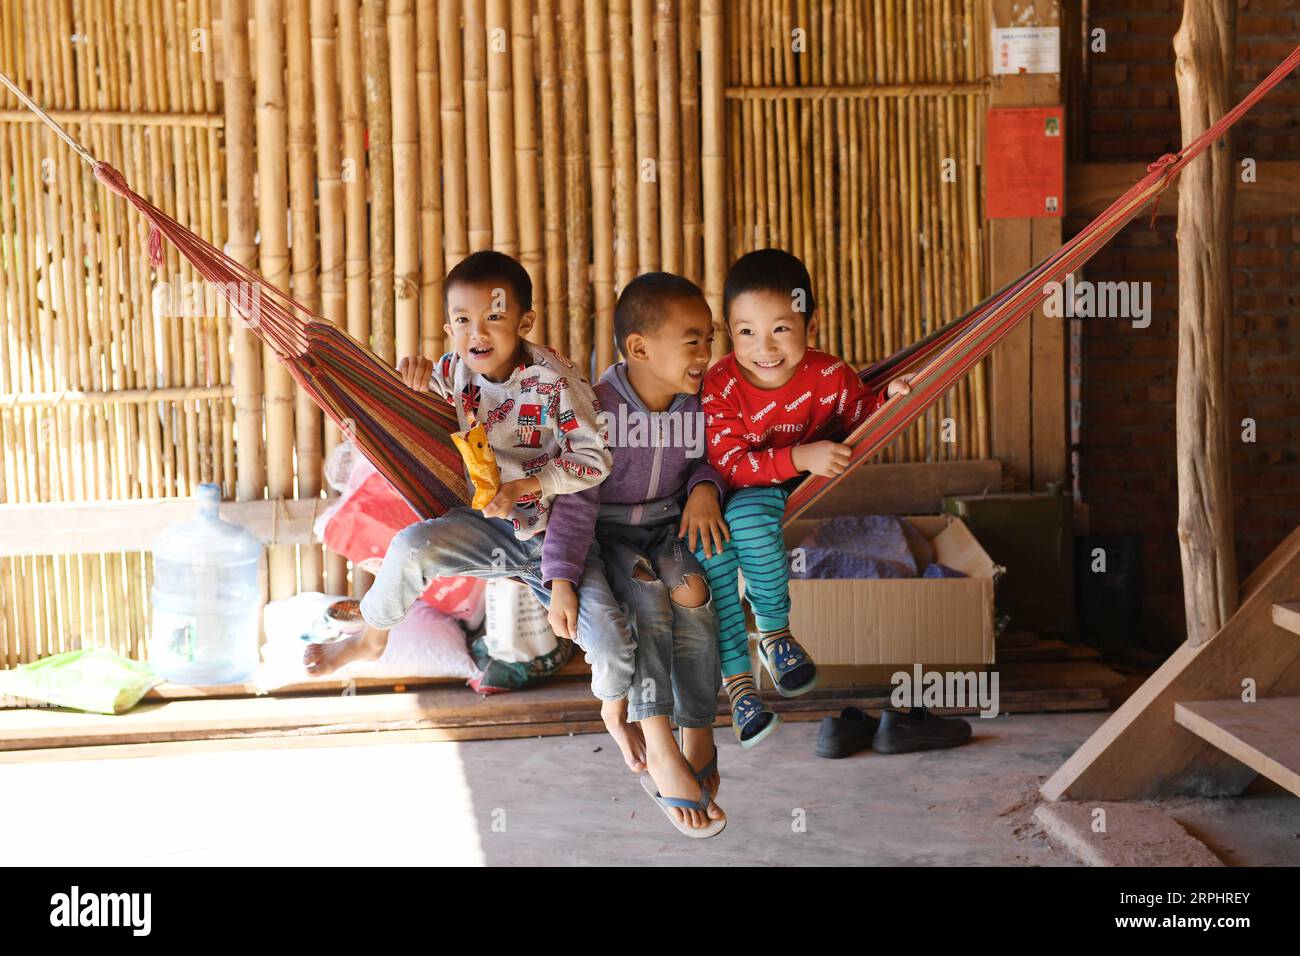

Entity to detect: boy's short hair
[722,248,815,324]
[445,250,533,313]
[614,272,707,354]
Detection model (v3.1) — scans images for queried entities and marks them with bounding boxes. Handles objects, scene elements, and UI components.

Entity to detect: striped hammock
[2,43,1297,527]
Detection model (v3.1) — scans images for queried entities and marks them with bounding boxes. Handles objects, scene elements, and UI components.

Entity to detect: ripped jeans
[596,518,721,727]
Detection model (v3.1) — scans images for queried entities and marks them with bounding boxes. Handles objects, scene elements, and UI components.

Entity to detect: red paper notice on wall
[985,106,1064,219]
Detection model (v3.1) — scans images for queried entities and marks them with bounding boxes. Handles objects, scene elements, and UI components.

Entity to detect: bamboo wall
[0,0,992,668]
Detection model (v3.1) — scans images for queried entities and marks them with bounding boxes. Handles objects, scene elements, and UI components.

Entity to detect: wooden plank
[800,459,1003,518]
[0,497,329,556]
[1174,698,1300,797]
[1042,526,1300,801]
[988,0,1062,490]
[1067,161,1300,219]
[0,658,1118,753]
[0,686,1117,765]
[1271,601,1300,637]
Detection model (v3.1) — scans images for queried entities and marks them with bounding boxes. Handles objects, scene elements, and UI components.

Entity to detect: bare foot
[601,698,647,772]
[681,726,723,820]
[303,625,390,677]
[645,744,716,830]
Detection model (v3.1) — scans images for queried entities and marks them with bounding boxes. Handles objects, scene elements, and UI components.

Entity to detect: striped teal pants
[694,486,791,679]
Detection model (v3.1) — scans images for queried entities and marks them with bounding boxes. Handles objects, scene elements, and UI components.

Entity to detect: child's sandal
[758,634,820,698]
[731,691,781,750]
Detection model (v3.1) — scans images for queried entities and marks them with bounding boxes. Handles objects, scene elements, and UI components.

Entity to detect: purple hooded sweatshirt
[543,362,725,582]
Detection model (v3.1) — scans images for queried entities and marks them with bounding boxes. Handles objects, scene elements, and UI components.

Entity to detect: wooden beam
[1041,525,1300,801]
[1067,161,1300,218]
[1173,0,1238,645]
[988,0,1064,491]
[800,459,1003,518]
[0,497,330,556]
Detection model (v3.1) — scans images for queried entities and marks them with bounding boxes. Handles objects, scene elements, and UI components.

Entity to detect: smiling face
[625,295,715,399]
[727,289,819,389]
[443,280,535,382]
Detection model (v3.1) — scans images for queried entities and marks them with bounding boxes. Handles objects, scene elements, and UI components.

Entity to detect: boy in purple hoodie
[550,273,729,835]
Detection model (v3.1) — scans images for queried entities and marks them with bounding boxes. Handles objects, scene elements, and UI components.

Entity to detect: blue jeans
[359,507,636,701]
[597,519,721,727]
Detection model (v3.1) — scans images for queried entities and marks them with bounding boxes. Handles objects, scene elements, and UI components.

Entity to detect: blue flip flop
[640,774,726,839]
[731,690,782,750]
[758,634,820,698]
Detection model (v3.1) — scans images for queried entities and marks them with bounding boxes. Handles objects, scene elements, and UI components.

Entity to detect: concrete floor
[1,710,1297,866]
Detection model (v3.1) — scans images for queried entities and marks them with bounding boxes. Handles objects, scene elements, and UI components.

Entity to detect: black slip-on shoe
[815,706,880,758]
[871,706,972,754]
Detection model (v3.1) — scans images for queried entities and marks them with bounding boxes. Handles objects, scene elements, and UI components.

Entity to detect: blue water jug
[150,483,264,685]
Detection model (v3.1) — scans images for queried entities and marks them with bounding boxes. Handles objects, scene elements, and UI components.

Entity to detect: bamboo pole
[511,0,543,339]
[339,0,371,441]
[537,0,566,352]
[362,0,395,365]
[463,0,491,251]
[439,0,468,277]
[485,0,517,258]
[679,0,701,284]
[702,0,722,356]
[586,0,615,373]
[417,0,448,357]
[610,0,638,298]
[391,0,422,361]
[560,0,591,373]
[631,0,658,271]
[655,0,681,275]
[287,0,323,591]
[223,0,264,507]
[256,0,296,600]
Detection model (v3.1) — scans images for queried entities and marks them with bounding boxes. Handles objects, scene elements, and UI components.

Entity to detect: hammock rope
[2,42,1298,527]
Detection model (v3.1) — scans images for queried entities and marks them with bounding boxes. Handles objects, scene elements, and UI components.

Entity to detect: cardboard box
[781,515,1000,666]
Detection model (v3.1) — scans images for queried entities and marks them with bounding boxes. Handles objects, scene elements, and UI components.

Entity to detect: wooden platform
[0,654,1125,762]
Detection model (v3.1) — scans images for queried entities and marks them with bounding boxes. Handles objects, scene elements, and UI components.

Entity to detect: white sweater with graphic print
[428,343,611,573]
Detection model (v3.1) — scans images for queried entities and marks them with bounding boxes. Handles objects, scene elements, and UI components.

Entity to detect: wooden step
[1272,601,1300,636]
[1173,698,1300,797]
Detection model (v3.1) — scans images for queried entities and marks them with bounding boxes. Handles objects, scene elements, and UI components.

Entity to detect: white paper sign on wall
[991,26,1061,75]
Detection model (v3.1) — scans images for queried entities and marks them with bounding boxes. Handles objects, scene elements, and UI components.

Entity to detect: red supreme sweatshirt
[701,349,887,488]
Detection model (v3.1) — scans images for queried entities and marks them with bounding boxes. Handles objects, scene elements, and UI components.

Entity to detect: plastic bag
[451,423,501,510]
[256,591,477,691]
[314,442,486,624]
[0,648,161,715]
[468,579,573,694]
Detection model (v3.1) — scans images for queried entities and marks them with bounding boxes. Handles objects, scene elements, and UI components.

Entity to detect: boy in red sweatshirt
[696,248,913,748]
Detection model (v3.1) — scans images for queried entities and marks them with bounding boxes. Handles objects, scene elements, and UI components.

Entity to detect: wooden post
[1173,0,1237,645]
[988,0,1065,490]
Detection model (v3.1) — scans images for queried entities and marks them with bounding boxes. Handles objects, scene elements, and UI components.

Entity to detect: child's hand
[480,477,536,519]
[397,355,433,392]
[547,579,579,641]
[886,373,916,398]
[679,483,731,558]
[791,440,852,478]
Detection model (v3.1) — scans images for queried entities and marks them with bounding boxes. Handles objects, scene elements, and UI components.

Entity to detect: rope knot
[1147,152,1179,174]
[94,161,165,269]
